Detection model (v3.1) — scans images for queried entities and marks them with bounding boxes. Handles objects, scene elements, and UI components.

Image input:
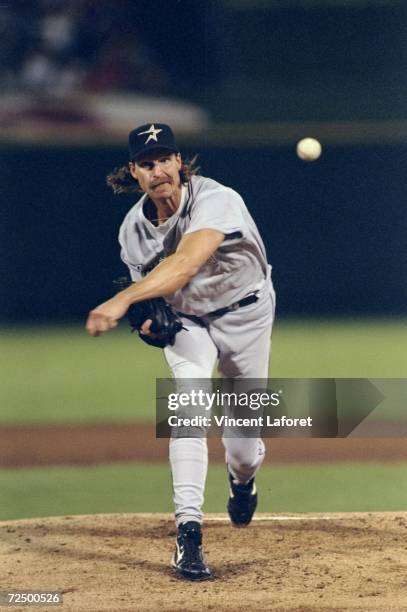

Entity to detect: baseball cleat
[227,471,257,526]
[171,521,211,581]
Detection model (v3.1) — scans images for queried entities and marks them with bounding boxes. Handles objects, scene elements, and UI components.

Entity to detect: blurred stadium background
[1,0,406,521]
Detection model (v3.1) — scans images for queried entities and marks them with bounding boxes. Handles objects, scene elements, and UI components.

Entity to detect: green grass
[1,462,406,521]
[1,319,406,425]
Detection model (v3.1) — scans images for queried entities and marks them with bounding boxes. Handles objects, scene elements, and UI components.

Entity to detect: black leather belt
[206,293,259,318]
[177,293,259,325]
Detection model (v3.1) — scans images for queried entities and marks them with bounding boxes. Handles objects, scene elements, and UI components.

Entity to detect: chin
[152,186,172,197]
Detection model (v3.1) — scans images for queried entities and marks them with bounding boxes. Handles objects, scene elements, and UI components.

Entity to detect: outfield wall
[1,142,406,320]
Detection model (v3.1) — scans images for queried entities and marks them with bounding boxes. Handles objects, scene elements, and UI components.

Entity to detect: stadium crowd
[0,0,169,96]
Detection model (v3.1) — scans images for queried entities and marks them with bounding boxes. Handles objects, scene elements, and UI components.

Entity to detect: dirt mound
[1,513,407,611]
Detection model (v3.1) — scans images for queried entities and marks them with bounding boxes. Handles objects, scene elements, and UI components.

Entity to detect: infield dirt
[1,424,406,467]
[1,512,407,612]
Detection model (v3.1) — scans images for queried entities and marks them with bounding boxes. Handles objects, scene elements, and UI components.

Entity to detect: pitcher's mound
[1,512,407,611]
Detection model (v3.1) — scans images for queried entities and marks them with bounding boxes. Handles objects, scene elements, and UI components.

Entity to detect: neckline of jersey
[139,184,187,230]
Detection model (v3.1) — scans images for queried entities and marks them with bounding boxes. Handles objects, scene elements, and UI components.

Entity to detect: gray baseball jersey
[118,175,272,316]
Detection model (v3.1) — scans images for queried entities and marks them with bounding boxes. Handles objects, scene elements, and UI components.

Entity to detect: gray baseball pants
[164,281,276,526]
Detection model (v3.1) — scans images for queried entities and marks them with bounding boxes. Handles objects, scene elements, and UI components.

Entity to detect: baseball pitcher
[86,123,276,581]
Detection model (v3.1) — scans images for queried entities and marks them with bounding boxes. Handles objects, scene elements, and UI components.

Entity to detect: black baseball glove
[113,277,184,348]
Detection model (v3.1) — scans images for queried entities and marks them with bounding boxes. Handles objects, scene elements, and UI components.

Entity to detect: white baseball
[296,137,322,162]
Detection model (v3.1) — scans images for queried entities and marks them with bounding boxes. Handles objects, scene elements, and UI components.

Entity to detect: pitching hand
[86,295,129,337]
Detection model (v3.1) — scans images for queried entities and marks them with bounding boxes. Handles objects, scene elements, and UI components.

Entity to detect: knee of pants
[223,438,265,470]
[170,404,209,440]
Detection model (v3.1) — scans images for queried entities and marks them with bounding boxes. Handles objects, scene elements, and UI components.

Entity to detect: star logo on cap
[138,124,163,144]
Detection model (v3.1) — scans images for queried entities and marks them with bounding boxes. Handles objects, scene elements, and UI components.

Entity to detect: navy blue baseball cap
[129,123,179,161]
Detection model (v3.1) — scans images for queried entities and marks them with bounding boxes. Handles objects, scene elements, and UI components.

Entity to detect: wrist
[118,289,136,308]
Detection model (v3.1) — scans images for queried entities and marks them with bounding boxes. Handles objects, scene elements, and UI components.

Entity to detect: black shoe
[171,521,211,581]
[227,471,258,526]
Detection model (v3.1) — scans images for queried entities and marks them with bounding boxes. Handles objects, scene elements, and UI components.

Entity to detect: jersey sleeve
[184,188,246,244]
[120,249,142,282]
[118,223,142,282]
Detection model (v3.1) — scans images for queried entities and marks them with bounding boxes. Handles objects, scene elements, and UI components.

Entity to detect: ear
[175,153,182,170]
[129,162,139,181]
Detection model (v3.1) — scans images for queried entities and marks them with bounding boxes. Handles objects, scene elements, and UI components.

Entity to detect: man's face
[129,150,182,201]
